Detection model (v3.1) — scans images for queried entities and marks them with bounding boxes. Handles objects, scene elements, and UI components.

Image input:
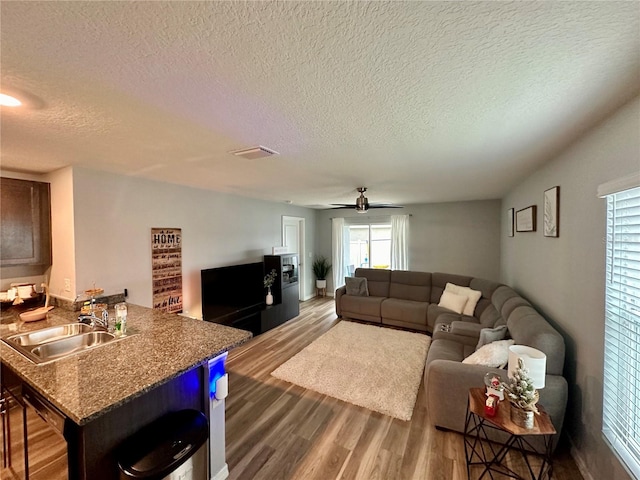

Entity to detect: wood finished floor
[0,402,67,480]
[1,297,583,479]
[226,296,583,480]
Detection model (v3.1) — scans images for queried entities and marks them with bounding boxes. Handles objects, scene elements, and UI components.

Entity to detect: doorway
[282,216,306,301]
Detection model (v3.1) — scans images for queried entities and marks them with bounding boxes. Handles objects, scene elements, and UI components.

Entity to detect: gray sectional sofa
[335,268,568,443]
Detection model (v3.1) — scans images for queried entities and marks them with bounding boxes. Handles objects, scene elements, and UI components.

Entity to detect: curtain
[390,214,409,270]
[331,217,346,293]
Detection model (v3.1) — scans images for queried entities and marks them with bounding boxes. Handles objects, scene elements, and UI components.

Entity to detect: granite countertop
[0,304,252,425]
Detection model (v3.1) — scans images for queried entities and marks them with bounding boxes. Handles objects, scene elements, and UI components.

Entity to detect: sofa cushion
[427,338,473,363]
[345,276,369,296]
[507,306,565,376]
[438,291,468,314]
[445,283,482,316]
[462,339,514,368]
[492,285,531,319]
[340,295,385,318]
[381,298,428,327]
[430,272,472,303]
[476,325,508,350]
[355,268,391,297]
[479,303,503,328]
[388,270,431,302]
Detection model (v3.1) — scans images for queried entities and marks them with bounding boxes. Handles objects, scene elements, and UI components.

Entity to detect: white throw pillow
[462,339,515,368]
[445,283,482,316]
[438,291,468,314]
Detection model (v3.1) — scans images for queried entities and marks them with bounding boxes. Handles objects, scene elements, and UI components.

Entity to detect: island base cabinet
[65,366,208,480]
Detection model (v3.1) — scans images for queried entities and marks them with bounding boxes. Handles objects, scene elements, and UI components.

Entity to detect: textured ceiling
[1,2,638,208]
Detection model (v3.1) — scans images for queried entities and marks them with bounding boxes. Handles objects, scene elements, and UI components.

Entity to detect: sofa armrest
[425,359,568,447]
[335,286,346,316]
[451,321,483,338]
[425,359,494,431]
[432,328,479,347]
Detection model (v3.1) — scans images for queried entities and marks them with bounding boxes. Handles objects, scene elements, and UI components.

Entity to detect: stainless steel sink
[30,331,115,362]
[6,323,94,346]
[2,323,130,364]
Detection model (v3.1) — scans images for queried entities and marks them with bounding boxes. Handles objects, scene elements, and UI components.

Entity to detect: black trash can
[118,409,209,480]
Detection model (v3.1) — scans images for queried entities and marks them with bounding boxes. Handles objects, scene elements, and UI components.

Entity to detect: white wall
[315,199,502,292]
[46,167,76,300]
[501,96,640,480]
[70,168,317,318]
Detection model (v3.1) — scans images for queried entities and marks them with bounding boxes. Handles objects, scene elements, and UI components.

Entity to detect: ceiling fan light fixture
[355,187,369,213]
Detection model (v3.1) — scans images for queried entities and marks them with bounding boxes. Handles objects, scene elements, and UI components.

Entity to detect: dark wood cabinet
[0,178,52,277]
[261,255,299,332]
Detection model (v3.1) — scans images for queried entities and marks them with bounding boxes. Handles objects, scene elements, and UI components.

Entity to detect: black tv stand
[204,303,263,337]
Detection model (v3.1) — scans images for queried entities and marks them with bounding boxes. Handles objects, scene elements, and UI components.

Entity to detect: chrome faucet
[78,307,109,330]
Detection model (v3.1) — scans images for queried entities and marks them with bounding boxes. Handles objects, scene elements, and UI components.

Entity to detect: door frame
[281,216,307,301]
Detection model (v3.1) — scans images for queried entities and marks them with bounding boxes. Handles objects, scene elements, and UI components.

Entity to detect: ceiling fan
[331,187,403,213]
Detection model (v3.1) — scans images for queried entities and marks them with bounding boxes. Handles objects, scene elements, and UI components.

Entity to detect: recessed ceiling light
[0,93,22,107]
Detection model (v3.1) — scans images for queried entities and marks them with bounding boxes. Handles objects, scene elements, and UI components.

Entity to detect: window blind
[603,185,640,479]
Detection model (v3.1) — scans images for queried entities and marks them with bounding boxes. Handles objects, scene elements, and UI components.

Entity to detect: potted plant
[502,357,540,429]
[263,269,277,305]
[312,255,332,289]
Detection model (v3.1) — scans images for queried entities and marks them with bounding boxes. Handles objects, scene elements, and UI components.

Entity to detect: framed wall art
[516,205,536,232]
[507,208,514,237]
[543,186,560,237]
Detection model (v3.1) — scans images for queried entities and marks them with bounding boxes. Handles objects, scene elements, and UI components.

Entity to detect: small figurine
[484,372,505,400]
[485,394,500,417]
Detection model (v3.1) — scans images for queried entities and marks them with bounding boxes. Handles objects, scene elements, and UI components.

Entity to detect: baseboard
[569,438,594,480]
[211,463,229,480]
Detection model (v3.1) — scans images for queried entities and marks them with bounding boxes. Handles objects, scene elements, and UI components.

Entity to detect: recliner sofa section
[334,267,568,446]
[335,268,503,333]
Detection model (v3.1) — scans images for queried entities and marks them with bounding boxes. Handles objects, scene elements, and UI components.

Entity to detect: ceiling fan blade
[329,204,357,209]
[367,204,404,209]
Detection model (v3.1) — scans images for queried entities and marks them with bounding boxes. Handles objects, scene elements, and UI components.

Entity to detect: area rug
[271,321,431,421]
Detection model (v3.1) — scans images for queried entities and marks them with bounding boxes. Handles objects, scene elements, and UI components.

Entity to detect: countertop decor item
[17,283,54,322]
[19,305,54,322]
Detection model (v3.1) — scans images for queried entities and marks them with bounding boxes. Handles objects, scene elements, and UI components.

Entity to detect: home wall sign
[151,228,182,313]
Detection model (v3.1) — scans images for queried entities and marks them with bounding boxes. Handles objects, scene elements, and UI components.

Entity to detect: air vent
[229,145,279,159]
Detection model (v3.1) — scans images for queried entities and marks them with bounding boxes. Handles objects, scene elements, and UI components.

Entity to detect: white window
[602,184,640,479]
[346,223,391,270]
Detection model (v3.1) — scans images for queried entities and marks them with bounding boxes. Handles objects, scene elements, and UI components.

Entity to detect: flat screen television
[201,262,264,323]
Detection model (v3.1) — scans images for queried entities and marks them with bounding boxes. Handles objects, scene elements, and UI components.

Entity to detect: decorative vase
[266,287,273,306]
[510,405,534,429]
[316,279,327,289]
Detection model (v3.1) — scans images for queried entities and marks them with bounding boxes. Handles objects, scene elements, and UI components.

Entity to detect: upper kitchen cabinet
[1,178,52,277]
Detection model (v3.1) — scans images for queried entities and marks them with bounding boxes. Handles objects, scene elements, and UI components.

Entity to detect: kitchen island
[0,304,252,480]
